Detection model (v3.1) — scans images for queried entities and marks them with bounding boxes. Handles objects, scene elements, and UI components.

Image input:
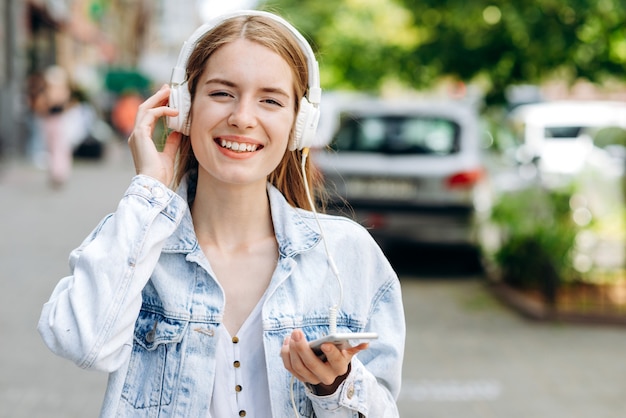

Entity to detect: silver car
[313,97,493,251]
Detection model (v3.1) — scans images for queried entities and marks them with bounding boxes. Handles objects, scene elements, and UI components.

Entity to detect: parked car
[499,100,626,275]
[507,100,626,184]
[312,97,493,251]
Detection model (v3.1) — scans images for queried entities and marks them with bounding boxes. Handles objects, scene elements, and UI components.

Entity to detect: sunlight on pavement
[400,378,502,402]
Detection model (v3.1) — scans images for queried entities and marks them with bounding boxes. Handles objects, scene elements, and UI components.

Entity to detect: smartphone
[309,332,378,359]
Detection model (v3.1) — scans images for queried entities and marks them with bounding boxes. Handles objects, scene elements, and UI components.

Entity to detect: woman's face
[189,38,296,187]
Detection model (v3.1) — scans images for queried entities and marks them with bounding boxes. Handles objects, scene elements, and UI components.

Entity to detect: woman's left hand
[280,329,369,395]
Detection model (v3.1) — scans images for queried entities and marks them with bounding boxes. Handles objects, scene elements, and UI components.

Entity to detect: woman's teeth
[220,140,258,152]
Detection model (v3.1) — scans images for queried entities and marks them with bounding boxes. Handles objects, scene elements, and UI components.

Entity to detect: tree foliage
[260,0,626,103]
[261,0,419,92]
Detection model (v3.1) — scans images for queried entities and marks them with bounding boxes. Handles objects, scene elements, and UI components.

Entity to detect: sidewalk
[398,278,626,418]
[0,144,133,418]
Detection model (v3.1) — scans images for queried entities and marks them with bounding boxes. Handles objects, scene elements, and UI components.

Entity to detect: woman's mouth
[217,139,260,153]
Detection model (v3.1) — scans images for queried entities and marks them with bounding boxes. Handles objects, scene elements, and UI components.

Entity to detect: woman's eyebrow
[204,78,236,88]
[260,86,290,99]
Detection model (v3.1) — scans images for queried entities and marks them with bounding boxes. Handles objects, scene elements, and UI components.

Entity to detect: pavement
[1,142,625,418]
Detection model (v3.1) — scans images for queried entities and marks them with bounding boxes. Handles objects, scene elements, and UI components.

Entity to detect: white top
[209,294,272,418]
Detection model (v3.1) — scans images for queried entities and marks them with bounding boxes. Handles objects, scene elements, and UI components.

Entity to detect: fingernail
[292,330,302,342]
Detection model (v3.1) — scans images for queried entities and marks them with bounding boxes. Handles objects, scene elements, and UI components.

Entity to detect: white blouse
[209,295,272,418]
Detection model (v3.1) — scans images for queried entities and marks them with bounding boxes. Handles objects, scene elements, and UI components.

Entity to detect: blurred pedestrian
[25,72,48,169]
[38,10,405,417]
[41,66,73,188]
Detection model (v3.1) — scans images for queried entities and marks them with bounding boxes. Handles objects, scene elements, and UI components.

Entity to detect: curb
[489,281,626,327]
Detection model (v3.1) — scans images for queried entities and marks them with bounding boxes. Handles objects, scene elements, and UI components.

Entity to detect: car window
[331,114,460,155]
[545,126,583,138]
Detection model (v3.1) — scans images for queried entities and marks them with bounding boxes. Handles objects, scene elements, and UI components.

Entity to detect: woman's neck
[190,174,274,250]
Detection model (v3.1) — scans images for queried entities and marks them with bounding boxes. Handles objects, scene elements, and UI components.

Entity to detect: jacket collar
[267,183,321,258]
[162,173,321,258]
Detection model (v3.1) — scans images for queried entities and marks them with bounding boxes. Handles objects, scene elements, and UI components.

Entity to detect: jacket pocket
[121,310,188,409]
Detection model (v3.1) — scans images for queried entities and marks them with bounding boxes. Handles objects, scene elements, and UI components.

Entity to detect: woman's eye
[263,98,284,107]
[209,91,232,98]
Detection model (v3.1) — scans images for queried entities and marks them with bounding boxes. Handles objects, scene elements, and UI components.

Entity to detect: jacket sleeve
[37,175,187,372]
[308,233,405,417]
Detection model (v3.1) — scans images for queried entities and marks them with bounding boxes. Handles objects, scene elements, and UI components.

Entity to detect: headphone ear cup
[291,97,320,151]
[166,83,192,135]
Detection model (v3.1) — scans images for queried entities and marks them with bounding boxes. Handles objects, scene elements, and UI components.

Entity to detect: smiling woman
[38,9,405,418]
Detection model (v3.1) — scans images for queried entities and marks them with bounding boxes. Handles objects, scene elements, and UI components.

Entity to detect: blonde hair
[173,14,324,211]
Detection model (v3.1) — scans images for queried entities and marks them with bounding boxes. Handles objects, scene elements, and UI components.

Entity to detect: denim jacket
[38,174,405,417]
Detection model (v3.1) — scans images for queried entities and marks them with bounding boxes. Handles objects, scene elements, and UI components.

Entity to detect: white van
[508,101,626,272]
[508,101,626,176]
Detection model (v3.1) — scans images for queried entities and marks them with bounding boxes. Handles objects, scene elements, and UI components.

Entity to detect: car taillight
[366,213,386,229]
[446,168,484,189]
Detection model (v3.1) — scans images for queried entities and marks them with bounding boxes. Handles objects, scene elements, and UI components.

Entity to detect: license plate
[345,178,417,199]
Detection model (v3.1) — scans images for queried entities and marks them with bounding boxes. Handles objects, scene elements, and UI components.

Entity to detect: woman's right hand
[128,84,182,185]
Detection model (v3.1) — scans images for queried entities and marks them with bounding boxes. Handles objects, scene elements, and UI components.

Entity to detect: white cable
[301,148,344,323]
[290,376,300,418]
[289,148,345,418]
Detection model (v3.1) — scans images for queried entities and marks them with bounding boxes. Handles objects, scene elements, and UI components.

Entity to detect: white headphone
[167,10,322,151]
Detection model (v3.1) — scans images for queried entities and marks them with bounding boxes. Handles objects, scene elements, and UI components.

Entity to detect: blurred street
[1,143,625,418]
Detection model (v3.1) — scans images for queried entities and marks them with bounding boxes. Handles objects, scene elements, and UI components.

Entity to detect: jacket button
[233,360,241,368]
[239,410,246,417]
[347,384,355,399]
[235,384,242,392]
[232,336,239,343]
[146,320,158,343]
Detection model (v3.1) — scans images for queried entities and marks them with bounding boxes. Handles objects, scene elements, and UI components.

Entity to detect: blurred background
[1,0,626,417]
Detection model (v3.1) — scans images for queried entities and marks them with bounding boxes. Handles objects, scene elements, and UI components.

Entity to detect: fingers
[280,330,369,387]
[281,330,323,385]
[128,85,182,183]
[317,342,366,383]
[343,342,369,357]
[131,85,178,141]
[137,84,179,118]
[130,85,168,145]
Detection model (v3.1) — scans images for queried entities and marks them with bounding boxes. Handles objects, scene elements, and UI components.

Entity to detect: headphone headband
[169,10,321,105]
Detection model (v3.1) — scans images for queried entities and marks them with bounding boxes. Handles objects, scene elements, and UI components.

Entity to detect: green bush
[488,184,581,292]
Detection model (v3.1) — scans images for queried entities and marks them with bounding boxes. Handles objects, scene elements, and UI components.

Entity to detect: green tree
[400,0,626,102]
[262,0,626,103]
[261,0,421,92]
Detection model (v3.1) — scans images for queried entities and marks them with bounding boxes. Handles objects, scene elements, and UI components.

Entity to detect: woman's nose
[227,99,257,129]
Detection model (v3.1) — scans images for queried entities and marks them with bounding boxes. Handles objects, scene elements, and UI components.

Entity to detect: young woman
[38,10,405,417]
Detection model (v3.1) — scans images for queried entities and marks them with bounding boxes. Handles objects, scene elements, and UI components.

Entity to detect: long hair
[172,14,325,211]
